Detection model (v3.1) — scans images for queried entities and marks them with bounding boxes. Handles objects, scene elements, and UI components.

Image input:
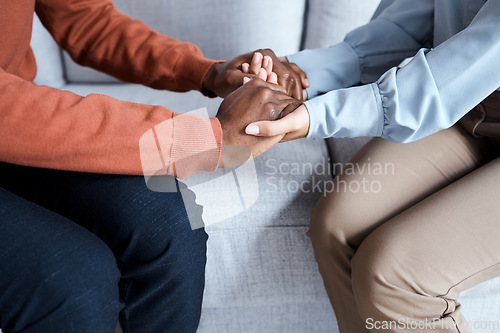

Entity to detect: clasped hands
[202,49,311,167]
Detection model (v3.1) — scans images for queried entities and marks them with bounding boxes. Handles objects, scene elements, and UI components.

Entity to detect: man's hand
[202,49,309,99]
[244,103,310,143]
[241,50,309,101]
[203,51,277,98]
[216,78,301,167]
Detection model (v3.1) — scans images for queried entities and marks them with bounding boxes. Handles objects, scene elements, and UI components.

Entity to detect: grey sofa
[29,1,500,332]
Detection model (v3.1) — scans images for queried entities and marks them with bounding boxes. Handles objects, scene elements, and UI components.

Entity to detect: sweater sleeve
[0,67,222,177]
[34,0,218,92]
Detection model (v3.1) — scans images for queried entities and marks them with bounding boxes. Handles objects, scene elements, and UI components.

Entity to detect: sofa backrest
[32,0,380,86]
[304,0,380,49]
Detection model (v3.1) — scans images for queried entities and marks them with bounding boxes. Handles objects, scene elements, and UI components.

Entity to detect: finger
[246,76,288,94]
[280,132,301,143]
[268,72,278,84]
[289,62,310,88]
[249,52,263,75]
[257,68,268,81]
[262,56,273,75]
[241,63,250,73]
[264,80,287,94]
[245,115,299,137]
[294,79,304,101]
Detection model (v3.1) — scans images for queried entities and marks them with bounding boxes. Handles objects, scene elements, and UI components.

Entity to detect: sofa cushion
[200,227,337,333]
[63,0,307,84]
[31,15,66,88]
[303,0,380,49]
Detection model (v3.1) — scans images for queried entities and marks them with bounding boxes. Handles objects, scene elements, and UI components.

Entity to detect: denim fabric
[0,163,207,333]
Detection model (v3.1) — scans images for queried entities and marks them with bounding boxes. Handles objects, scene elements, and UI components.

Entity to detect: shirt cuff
[171,114,222,178]
[287,42,361,99]
[304,83,384,139]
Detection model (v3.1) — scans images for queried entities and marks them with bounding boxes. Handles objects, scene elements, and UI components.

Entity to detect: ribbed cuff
[171,113,222,178]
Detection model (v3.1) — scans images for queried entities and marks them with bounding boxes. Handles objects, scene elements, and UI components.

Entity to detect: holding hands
[204,48,312,167]
[203,49,309,100]
[216,78,302,167]
[239,51,311,143]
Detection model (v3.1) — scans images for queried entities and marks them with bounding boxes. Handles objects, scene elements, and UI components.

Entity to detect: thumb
[245,115,299,137]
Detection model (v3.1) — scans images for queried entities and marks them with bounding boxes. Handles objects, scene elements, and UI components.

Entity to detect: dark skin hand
[244,49,310,101]
[216,78,301,167]
[203,49,309,100]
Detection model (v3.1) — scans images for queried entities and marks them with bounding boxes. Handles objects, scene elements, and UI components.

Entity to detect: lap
[0,163,206,264]
[354,157,500,297]
[312,125,491,247]
[0,187,121,332]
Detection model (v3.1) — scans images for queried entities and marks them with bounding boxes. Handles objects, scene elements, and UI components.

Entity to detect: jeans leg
[0,164,208,333]
[0,187,122,333]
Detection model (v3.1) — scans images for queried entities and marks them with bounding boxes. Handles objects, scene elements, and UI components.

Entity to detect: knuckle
[264,102,279,119]
[261,88,274,100]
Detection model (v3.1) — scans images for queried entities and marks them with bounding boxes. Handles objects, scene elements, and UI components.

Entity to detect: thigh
[0,163,206,264]
[352,157,500,318]
[312,125,490,247]
[0,187,120,332]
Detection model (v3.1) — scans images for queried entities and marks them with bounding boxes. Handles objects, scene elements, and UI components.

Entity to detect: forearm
[0,69,221,176]
[288,0,434,99]
[35,0,217,92]
[306,0,500,143]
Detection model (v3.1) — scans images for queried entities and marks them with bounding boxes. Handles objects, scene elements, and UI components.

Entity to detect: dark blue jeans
[0,163,207,333]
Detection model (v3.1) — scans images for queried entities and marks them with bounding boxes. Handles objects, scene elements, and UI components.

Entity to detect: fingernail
[253,52,262,64]
[263,56,270,67]
[246,125,260,135]
[242,63,249,73]
[243,77,251,84]
[304,78,310,86]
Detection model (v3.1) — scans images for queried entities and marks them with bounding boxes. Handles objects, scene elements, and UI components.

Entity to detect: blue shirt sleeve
[288,0,435,99]
[293,0,500,143]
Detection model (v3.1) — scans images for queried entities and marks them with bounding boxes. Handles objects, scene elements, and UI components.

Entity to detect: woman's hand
[216,77,299,167]
[244,103,310,142]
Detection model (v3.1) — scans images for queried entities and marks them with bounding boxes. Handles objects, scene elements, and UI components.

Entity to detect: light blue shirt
[288,0,500,142]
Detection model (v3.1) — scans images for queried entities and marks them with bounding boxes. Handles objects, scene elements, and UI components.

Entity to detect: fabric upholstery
[303,0,380,49]
[27,1,500,332]
[32,15,65,88]
[62,0,307,83]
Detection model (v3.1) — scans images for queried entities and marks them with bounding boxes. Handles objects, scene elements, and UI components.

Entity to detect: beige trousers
[309,120,500,331]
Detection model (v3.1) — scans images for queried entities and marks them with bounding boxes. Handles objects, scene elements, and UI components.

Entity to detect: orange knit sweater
[0,0,222,177]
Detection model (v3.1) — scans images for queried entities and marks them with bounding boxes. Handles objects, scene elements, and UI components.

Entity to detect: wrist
[202,62,224,97]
